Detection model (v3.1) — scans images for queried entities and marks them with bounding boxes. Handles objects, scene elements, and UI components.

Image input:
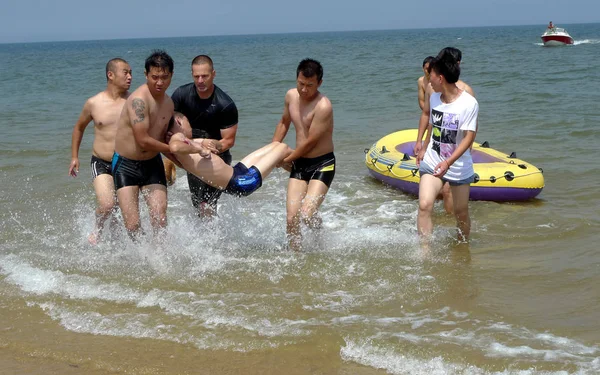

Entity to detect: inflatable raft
[365,129,544,201]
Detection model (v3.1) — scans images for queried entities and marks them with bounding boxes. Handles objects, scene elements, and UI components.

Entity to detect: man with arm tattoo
[112,50,179,237]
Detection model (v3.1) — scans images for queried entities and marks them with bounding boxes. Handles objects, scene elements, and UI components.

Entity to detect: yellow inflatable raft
[365,129,544,201]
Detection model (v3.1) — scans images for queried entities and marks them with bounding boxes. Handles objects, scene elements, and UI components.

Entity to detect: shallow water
[1,24,600,374]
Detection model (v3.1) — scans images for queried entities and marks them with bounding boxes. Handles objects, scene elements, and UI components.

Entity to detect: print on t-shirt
[431,108,460,159]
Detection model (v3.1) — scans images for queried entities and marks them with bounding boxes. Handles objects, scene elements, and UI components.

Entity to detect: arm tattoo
[131,98,145,125]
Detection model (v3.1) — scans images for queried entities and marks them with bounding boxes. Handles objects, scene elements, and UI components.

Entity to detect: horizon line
[1,21,597,46]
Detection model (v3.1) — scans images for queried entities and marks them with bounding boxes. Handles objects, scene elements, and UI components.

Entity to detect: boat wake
[574,39,600,45]
[535,39,600,46]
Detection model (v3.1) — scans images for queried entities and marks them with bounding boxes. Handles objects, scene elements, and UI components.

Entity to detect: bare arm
[218,124,237,152]
[169,133,214,157]
[463,83,475,97]
[283,100,333,163]
[414,91,430,156]
[417,77,425,111]
[272,91,292,142]
[68,99,93,177]
[129,97,170,154]
[416,121,432,167]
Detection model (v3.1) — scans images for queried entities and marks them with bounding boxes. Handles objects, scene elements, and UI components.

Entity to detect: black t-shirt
[171,83,238,157]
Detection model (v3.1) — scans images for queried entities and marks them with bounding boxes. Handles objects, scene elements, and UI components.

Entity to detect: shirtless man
[272,58,335,251]
[418,56,435,111]
[112,50,176,236]
[414,47,475,214]
[68,58,132,244]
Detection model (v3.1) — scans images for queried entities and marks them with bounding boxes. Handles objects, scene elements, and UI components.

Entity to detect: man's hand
[433,159,450,177]
[166,131,174,144]
[202,139,223,154]
[416,149,425,167]
[413,141,422,157]
[69,158,79,177]
[276,160,292,172]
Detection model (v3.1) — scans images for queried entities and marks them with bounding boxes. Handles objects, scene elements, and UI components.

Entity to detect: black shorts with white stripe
[90,155,112,180]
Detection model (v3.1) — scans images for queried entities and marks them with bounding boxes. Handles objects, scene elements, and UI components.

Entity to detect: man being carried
[171,55,239,218]
[68,58,132,244]
[112,50,177,237]
[272,58,335,251]
[168,113,291,197]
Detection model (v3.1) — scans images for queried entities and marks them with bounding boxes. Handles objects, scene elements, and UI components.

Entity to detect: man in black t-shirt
[171,55,239,218]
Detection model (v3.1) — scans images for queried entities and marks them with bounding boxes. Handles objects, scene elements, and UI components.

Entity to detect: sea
[1,23,599,374]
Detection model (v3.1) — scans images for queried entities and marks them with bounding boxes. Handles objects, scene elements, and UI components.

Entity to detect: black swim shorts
[111,152,167,190]
[290,152,336,188]
[90,155,112,180]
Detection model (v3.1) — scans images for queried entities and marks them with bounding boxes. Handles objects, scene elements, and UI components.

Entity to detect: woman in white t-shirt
[416,50,479,242]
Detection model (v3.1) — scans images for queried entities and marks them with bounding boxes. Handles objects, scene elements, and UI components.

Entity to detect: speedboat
[541,26,574,46]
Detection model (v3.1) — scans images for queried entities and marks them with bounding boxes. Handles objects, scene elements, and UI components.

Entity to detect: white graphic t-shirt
[422,90,479,181]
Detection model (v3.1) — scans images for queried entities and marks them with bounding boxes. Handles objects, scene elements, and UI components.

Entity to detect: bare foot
[87,232,99,245]
[287,235,302,252]
[305,215,322,230]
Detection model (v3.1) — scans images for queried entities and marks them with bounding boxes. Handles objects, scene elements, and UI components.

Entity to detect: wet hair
[191,55,214,70]
[105,58,128,81]
[429,49,461,84]
[145,50,174,74]
[296,58,323,82]
[438,47,462,63]
[422,56,435,68]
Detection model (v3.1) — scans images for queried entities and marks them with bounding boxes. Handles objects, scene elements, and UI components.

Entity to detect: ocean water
[1,24,600,374]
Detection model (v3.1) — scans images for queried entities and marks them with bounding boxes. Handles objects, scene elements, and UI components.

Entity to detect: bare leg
[286,178,308,251]
[116,186,142,236]
[197,202,217,219]
[441,182,454,214]
[89,174,117,244]
[450,184,471,242]
[417,174,444,238]
[241,142,293,179]
[142,184,168,234]
[177,142,291,191]
[300,180,329,229]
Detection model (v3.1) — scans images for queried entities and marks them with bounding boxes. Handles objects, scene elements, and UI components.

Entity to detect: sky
[1,0,598,43]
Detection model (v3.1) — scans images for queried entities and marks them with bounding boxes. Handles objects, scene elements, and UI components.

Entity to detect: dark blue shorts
[224,163,262,197]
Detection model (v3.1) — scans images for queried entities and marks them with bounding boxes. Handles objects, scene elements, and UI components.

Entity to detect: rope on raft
[365,150,417,178]
[365,149,543,183]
